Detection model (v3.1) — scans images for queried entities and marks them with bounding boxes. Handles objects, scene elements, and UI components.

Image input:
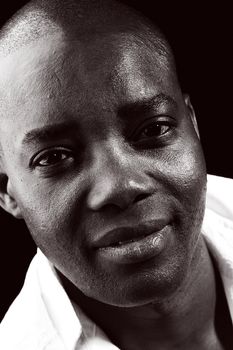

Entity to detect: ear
[183,94,200,139]
[0,173,22,219]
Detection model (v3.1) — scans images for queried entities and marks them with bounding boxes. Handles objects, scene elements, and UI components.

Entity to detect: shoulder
[204,175,233,272]
[206,174,233,221]
[0,254,64,350]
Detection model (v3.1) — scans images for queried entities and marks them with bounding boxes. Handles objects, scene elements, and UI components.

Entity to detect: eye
[132,117,175,144]
[139,121,170,139]
[31,147,73,168]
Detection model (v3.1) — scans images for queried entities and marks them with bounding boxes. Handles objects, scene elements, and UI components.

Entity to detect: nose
[87,141,155,211]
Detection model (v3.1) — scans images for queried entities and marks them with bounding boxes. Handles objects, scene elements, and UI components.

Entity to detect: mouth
[93,219,168,248]
[93,220,171,264]
[106,233,151,247]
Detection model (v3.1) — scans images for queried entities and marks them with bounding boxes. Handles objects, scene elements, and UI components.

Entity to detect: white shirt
[0,174,233,349]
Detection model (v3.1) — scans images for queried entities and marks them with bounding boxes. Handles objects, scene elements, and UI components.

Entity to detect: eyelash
[30,117,175,171]
[30,147,74,169]
[131,116,176,145]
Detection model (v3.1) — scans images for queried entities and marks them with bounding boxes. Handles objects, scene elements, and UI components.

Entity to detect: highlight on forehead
[0,0,175,70]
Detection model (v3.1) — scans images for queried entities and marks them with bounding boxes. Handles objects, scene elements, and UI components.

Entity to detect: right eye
[31,147,74,168]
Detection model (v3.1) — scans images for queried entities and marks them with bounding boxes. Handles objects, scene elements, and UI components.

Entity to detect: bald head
[0,0,175,70]
[0,1,208,312]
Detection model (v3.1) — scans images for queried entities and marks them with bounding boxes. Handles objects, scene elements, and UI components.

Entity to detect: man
[0,0,232,349]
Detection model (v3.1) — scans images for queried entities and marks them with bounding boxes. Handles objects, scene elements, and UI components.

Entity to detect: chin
[109,242,205,309]
[89,255,189,308]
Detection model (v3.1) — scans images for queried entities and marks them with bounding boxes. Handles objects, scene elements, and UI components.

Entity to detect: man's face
[0,31,206,306]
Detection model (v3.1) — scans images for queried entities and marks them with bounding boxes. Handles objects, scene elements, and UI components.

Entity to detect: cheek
[174,143,206,209]
[162,138,207,250]
[18,189,87,281]
[10,176,82,251]
[158,132,206,202]
[145,133,207,239]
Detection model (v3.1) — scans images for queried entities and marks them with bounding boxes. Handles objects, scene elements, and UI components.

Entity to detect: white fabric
[0,174,233,349]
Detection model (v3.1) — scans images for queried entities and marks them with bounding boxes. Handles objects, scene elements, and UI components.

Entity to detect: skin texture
[0,31,207,302]
[0,1,231,349]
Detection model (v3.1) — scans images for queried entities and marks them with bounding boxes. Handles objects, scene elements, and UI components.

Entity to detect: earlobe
[0,174,22,219]
[183,94,200,139]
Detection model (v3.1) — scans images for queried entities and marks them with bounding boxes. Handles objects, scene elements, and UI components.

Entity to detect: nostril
[134,193,149,204]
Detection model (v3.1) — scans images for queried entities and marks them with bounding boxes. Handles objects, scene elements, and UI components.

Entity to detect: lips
[92,219,169,249]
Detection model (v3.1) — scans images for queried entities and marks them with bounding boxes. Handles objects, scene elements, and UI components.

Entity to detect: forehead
[0,29,173,90]
[0,31,180,143]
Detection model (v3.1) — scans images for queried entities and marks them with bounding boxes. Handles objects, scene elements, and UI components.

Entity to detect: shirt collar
[36,251,120,349]
[36,250,83,349]
[202,207,233,321]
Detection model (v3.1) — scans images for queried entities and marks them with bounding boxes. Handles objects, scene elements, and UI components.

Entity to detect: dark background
[0,1,232,321]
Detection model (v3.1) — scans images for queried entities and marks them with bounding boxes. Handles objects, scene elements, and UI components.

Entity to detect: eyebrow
[22,120,79,146]
[21,94,177,146]
[118,93,178,119]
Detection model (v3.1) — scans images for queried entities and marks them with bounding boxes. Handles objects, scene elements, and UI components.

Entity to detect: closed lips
[93,219,169,249]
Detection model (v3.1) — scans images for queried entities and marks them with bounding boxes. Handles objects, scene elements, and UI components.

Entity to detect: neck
[59,238,219,350]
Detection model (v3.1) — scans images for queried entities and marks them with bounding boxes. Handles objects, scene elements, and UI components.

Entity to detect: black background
[0,1,232,321]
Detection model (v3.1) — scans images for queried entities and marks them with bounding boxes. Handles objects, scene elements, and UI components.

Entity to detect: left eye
[132,119,172,142]
[32,149,73,167]
[139,122,170,138]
